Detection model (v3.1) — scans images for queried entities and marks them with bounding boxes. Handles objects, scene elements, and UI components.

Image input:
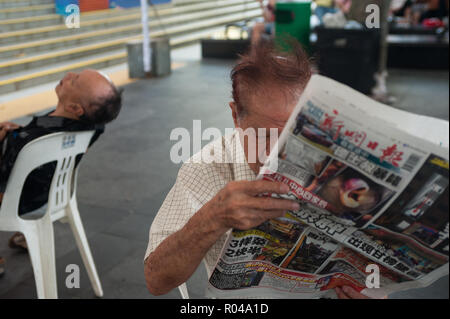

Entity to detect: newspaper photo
[206,75,449,299]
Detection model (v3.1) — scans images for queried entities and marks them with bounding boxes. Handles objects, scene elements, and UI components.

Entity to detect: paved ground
[0,45,448,299]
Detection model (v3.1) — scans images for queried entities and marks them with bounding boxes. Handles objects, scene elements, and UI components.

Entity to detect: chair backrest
[0,131,95,220]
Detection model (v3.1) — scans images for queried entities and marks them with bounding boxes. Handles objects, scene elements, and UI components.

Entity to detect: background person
[418,0,449,23]
[314,0,338,22]
[391,0,414,22]
[251,0,277,45]
[144,41,374,299]
[0,69,122,273]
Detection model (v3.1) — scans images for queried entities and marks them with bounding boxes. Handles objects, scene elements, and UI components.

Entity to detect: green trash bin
[275,0,312,52]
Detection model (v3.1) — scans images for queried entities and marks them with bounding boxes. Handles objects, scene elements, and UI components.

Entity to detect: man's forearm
[144,180,296,296]
[145,200,227,296]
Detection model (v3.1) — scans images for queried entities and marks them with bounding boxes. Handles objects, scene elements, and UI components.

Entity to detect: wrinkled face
[55,69,113,118]
[233,85,301,174]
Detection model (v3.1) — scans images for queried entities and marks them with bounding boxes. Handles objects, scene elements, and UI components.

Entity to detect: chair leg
[66,199,103,297]
[178,283,190,299]
[23,215,58,299]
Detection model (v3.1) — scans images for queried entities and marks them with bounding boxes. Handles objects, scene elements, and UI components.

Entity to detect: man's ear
[229,102,240,128]
[65,103,85,118]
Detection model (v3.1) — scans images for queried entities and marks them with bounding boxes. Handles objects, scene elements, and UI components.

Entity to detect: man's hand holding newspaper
[206,75,449,299]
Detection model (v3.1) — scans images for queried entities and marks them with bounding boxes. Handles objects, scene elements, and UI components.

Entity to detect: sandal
[0,257,5,278]
[8,232,28,251]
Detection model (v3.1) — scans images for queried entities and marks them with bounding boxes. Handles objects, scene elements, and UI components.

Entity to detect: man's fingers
[335,287,350,299]
[336,286,369,299]
[234,209,285,230]
[342,286,369,299]
[8,124,20,131]
[244,196,299,211]
[0,122,20,131]
[258,209,286,221]
[243,180,290,196]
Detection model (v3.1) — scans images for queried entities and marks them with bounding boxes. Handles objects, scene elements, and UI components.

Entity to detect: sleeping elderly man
[0,69,122,277]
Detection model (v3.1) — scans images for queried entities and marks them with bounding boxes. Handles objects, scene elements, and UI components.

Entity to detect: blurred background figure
[0,69,122,278]
[417,0,449,25]
[334,0,353,14]
[314,0,337,23]
[390,0,449,25]
[251,0,277,45]
[391,0,414,22]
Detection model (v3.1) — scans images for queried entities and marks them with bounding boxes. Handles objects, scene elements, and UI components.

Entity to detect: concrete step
[0,0,251,44]
[0,1,172,31]
[0,0,53,9]
[0,9,259,94]
[0,6,143,32]
[0,51,127,95]
[0,1,258,59]
[0,7,260,76]
[173,0,212,7]
[0,13,62,32]
[0,4,54,19]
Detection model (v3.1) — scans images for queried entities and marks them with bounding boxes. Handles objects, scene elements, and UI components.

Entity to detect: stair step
[0,4,54,19]
[0,51,127,95]
[0,1,259,59]
[0,7,259,76]
[0,9,259,94]
[0,0,260,94]
[173,0,211,6]
[0,13,62,32]
[0,1,165,31]
[0,0,53,9]
[0,0,253,44]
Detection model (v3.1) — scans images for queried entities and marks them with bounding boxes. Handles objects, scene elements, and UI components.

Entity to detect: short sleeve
[144,161,229,261]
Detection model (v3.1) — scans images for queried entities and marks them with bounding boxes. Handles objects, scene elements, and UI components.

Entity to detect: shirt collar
[34,114,98,131]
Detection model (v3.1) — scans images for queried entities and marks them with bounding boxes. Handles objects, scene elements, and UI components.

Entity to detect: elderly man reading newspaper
[205,72,448,299]
[144,42,372,299]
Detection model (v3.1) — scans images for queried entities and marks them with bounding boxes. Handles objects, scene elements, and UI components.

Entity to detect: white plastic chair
[0,131,103,299]
[177,260,211,299]
[178,283,189,299]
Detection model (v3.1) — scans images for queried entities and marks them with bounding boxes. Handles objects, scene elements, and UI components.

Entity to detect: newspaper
[206,75,449,299]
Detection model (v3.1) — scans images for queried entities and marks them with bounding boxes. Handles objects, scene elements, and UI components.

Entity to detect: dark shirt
[394,0,412,17]
[0,114,104,215]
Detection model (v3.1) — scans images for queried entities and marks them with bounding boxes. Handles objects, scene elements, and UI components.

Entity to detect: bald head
[55,69,122,124]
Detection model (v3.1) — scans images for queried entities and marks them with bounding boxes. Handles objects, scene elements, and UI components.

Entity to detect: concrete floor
[0,45,448,299]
